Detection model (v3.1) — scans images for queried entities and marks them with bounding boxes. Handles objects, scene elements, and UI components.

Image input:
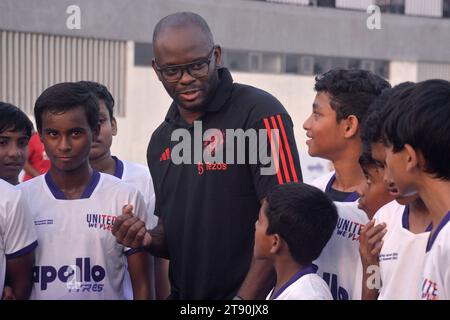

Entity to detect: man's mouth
[178,89,201,102]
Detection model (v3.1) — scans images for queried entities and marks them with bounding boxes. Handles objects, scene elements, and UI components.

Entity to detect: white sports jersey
[314,201,369,300]
[310,171,335,191]
[113,157,156,228]
[374,201,430,300]
[0,179,38,294]
[310,171,360,202]
[266,265,332,300]
[18,172,150,300]
[422,211,450,300]
[112,157,156,300]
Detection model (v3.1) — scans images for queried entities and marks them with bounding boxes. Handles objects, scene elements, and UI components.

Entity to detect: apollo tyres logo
[33,257,106,292]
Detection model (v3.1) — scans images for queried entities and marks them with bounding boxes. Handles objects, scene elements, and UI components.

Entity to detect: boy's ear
[111,117,118,136]
[404,144,420,172]
[269,234,282,254]
[343,115,359,139]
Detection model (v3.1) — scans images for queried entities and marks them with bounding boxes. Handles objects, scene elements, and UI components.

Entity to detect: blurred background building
[1,0,450,181]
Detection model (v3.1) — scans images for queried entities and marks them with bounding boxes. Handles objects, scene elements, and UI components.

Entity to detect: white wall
[417,62,450,81]
[389,60,418,85]
[111,42,171,165]
[232,72,316,152]
[405,0,443,17]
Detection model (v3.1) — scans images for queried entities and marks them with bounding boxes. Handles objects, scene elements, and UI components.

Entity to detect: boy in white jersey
[304,68,390,202]
[303,68,390,299]
[358,83,431,300]
[0,179,37,300]
[0,102,33,186]
[380,79,450,300]
[79,81,169,300]
[19,82,152,299]
[0,102,37,300]
[254,182,336,300]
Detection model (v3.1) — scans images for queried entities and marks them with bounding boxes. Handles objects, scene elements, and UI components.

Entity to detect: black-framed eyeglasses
[154,46,216,83]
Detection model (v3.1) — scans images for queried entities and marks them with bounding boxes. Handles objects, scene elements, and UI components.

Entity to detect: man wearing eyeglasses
[113,11,302,300]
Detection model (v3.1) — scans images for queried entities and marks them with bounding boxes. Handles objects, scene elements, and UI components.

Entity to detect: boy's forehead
[314,92,335,112]
[0,127,28,137]
[41,107,90,127]
[98,101,110,114]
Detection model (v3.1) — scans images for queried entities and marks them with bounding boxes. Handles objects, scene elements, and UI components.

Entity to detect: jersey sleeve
[4,190,38,259]
[248,113,302,200]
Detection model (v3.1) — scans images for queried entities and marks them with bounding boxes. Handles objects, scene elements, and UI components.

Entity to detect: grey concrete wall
[1,0,450,62]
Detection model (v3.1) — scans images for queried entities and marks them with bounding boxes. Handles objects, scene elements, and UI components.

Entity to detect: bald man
[113,12,302,299]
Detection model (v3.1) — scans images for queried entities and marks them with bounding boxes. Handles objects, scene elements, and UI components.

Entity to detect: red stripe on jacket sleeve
[270,116,291,183]
[276,114,299,182]
[263,118,283,184]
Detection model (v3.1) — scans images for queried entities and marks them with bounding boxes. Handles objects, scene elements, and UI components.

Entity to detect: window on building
[134,42,153,66]
[348,59,362,69]
[285,55,316,75]
[224,50,250,72]
[249,52,262,72]
[313,56,331,75]
[376,0,405,14]
[310,0,336,7]
[223,48,389,79]
[444,0,450,17]
[299,56,315,75]
[285,54,300,74]
[262,53,283,73]
[0,30,127,116]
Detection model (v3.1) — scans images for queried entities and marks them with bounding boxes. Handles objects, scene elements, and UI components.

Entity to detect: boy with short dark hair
[19,82,152,299]
[356,146,394,219]
[0,102,37,300]
[303,68,390,300]
[304,68,391,201]
[380,79,450,300]
[254,182,337,300]
[0,102,33,185]
[357,83,431,300]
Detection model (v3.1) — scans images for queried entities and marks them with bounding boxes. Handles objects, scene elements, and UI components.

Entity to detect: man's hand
[112,204,152,248]
[359,220,387,267]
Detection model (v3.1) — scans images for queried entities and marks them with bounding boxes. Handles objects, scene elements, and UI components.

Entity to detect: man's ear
[404,144,420,172]
[269,234,282,254]
[111,117,118,136]
[152,59,163,82]
[213,45,222,68]
[343,115,359,139]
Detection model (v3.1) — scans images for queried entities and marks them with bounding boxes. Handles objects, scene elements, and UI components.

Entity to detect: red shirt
[23,133,51,181]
